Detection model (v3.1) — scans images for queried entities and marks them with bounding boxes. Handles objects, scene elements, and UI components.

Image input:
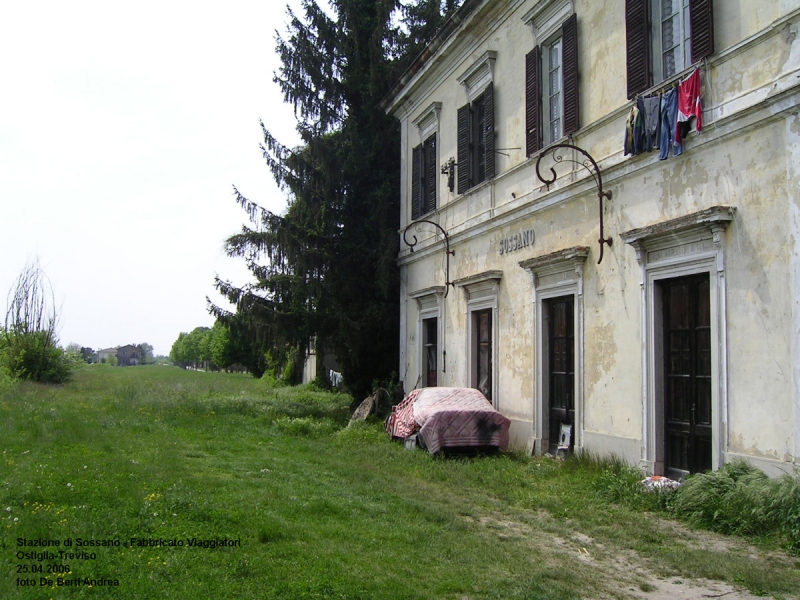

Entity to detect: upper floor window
[626,0,714,99]
[526,13,579,156]
[653,0,692,82]
[456,52,496,195]
[457,84,495,194]
[412,134,436,219]
[544,35,564,145]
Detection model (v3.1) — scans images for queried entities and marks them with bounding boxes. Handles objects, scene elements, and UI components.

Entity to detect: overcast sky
[0,1,305,356]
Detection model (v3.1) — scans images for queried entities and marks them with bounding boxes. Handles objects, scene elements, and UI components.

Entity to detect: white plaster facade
[384,0,800,476]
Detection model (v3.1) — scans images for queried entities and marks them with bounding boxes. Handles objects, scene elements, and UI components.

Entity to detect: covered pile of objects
[385,387,510,454]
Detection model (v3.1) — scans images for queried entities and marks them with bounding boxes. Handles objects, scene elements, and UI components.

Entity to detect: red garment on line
[676,69,702,141]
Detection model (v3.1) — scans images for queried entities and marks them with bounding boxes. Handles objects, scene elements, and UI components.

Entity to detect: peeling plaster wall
[392,0,800,470]
[789,111,800,463]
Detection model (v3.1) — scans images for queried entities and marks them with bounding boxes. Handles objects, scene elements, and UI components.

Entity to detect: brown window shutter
[457,104,470,194]
[426,134,437,213]
[626,0,650,100]
[689,0,714,63]
[483,83,495,180]
[562,13,580,136]
[411,144,421,219]
[525,45,542,157]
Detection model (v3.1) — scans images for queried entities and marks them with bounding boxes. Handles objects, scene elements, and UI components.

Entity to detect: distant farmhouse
[97,348,117,364]
[116,345,141,367]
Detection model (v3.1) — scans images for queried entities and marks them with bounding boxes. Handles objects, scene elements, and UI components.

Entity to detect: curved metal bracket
[535,143,613,264]
[402,219,455,297]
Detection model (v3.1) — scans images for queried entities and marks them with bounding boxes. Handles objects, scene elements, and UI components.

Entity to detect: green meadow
[1,365,799,599]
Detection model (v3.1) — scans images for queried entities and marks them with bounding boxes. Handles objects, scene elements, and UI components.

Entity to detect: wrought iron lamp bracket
[402,219,455,297]
[441,157,456,193]
[535,143,613,264]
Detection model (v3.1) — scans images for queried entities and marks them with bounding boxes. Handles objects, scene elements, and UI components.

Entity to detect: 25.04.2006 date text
[17,564,70,574]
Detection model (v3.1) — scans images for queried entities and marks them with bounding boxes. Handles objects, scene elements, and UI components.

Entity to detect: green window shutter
[625,0,650,99]
[426,134,437,213]
[562,13,580,136]
[525,45,542,156]
[483,83,495,180]
[411,144,421,219]
[689,0,714,63]
[457,104,470,194]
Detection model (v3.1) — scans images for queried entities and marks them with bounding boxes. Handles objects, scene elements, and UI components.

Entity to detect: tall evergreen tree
[212,0,460,398]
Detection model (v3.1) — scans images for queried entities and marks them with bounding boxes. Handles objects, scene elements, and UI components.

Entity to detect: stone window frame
[454,270,502,407]
[520,247,588,456]
[410,103,441,220]
[410,286,445,389]
[523,0,580,154]
[621,206,734,475]
[456,52,497,194]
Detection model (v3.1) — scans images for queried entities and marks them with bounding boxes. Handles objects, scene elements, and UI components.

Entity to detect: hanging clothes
[659,87,682,160]
[642,94,661,151]
[676,68,702,142]
[633,97,646,154]
[624,104,639,156]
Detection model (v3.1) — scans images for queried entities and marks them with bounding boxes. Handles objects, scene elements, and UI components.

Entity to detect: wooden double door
[546,296,574,454]
[662,274,712,477]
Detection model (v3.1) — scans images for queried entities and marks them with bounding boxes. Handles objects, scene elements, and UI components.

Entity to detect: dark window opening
[545,296,575,454]
[474,309,492,401]
[661,273,711,478]
[423,317,438,388]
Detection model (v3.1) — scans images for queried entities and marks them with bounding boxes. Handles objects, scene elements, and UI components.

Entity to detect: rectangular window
[457,83,494,194]
[422,317,438,387]
[545,36,563,145]
[474,309,492,401]
[526,13,579,156]
[652,0,692,83]
[411,134,437,219]
[626,0,714,99]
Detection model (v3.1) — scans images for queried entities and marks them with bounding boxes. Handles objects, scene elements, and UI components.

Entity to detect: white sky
[0,1,305,357]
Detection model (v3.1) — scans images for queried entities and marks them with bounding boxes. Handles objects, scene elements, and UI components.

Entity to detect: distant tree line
[169,323,250,373]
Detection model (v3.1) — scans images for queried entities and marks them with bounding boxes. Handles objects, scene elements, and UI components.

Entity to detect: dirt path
[466,509,798,599]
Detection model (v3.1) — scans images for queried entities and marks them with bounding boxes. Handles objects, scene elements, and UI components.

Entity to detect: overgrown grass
[1,366,798,599]
[672,461,800,550]
[590,455,800,553]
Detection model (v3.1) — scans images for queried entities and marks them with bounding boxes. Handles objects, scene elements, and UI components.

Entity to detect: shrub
[1,331,75,384]
[2,258,75,384]
[672,460,800,552]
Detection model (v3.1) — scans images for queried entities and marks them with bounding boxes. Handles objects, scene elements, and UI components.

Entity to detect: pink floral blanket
[385,387,510,454]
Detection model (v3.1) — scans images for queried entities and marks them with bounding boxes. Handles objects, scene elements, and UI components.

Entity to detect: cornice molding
[619,206,736,245]
[453,270,503,289]
[408,286,446,299]
[518,246,589,272]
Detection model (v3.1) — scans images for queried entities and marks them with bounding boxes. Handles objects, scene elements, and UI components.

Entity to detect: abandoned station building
[382,0,800,477]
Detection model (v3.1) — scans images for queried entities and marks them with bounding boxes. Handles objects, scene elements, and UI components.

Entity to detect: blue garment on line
[659,87,682,160]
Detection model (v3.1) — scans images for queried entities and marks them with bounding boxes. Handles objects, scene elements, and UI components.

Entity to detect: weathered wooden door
[663,274,712,477]
[547,296,574,453]
[475,309,492,401]
[423,318,437,387]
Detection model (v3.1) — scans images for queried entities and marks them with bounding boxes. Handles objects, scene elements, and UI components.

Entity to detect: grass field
[1,365,799,599]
